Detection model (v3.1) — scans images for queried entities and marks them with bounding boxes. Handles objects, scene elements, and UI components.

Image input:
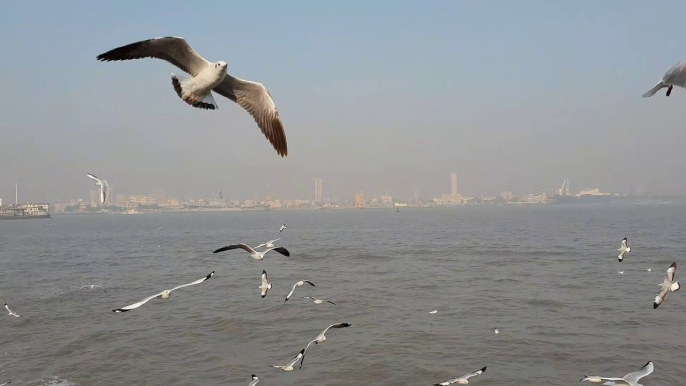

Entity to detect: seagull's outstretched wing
[261,270,270,298]
[265,247,290,257]
[248,374,259,386]
[113,291,165,312]
[286,349,305,368]
[213,243,256,254]
[434,367,486,386]
[622,361,653,385]
[666,262,677,282]
[299,340,317,369]
[320,322,352,336]
[86,173,101,183]
[96,37,209,76]
[213,75,287,157]
[169,271,214,292]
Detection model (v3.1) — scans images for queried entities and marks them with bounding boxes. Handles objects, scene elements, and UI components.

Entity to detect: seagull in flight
[646,268,652,272]
[580,361,653,386]
[300,323,351,369]
[617,271,624,275]
[86,173,109,205]
[654,262,680,309]
[4,303,20,318]
[97,37,288,157]
[269,349,304,371]
[77,285,108,294]
[279,224,286,232]
[259,270,272,298]
[302,296,336,305]
[284,280,315,303]
[617,238,631,262]
[429,310,438,314]
[643,59,686,98]
[494,328,499,334]
[0,381,10,385]
[248,374,259,386]
[212,243,290,260]
[254,238,281,249]
[113,271,214,312]
[434,366,487,385]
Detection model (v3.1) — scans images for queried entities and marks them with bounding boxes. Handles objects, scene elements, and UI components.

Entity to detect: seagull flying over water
[617,238,630,262]
[259,270,272,298]
[646,268,652,272]
[279,224,286,232]
[302,296,336,305]
[112,271,214,312]
[269,349,304,371]
[248,374,259,386]
[643,59,686,98]
[429,310,438,314]
[77,285,108,294]
[494,328,499,334]
[617,271,624,275]
[434,366,487,385]
[4,303,20,318]
[284,280,315,303]
[254,238,282,249]
[86,173,109,205]
[0,381,10,385]
[96,37,287,157]
[212,243,290,260]
[300,323,352,369]
[580,361,653,386]
[654,262,680,309]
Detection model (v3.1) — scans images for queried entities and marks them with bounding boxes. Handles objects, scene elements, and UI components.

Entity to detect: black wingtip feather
[480,366,487,372]
[213,246,230,254]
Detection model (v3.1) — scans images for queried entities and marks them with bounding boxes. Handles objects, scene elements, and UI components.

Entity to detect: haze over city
[1,1,685,204]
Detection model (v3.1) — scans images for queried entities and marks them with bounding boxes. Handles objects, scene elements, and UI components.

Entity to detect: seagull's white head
[158,290,172,299]
[214,61,228,72]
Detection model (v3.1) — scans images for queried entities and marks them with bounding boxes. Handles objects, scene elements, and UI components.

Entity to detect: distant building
[500,191,514,202]
[451,173,458,196]
[130,195,156,206]
[90,190,98,207]
[380,195,393,205]
[116,194,128,205]
[0,198,2,207]
[314,179,323,202]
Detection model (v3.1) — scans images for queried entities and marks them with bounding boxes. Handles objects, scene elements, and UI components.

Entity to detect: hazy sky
[0,1,684,203]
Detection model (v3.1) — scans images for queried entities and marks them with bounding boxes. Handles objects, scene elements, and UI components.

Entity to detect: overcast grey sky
[0,1,684,203]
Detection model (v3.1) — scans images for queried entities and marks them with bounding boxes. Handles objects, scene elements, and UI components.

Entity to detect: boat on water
[552,188,615,204]
[0,204,51,220]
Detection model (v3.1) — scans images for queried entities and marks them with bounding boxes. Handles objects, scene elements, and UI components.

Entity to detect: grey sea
[1,204,685,386]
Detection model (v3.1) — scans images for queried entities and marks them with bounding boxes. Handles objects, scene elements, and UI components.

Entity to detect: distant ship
[553,188,615,204]
[0,204,51,220]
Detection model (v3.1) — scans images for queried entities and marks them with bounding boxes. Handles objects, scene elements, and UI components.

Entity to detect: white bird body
[434,366,487,385]
[213,243,290,260]
[4,303,20,318]
[646,268,652,272]
[580,361,653,386]
[618,271,624,275]
[269,349,304,371]
[284,280,315,303]
[97,37,288,157]
[654,263,680,309]
[280,224,286,232]
[302,296,335,305]
[429,310,438,314]
[494,328,499,334]
[112,271,214,312]
[617,238,630,262]
[259,270,272,298]
[643,59,686,98]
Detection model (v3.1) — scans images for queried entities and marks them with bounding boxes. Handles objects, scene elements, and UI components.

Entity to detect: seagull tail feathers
[642,81,665,98]
[171,74,217,110]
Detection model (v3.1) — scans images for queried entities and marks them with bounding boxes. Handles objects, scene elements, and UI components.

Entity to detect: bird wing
[213,75,287,157]
[621,239,628,248]
[327,300,337,305]
[100,187,106,205]
[268,238,282,244]
[253,243,266,249]
[299,340,317,369]
[261,270,269,286]
[86,173,103,186]
[285,283,298,302]
[95,286,108,294]
[623,361,653,384]
[248,375,259,386]
[96,37,209,76]
[286,349,305,367]
[303,280,315,287]
[321,322,352,336]
[4,304,12,314]
[213,243,256,254]
[169,271,214,292]
[457,367,487,382]
[666,262,677,282]
[113,291,165,312]
[267,247,290,257]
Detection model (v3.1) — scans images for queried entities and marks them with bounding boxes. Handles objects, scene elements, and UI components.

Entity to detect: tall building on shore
[451,173,458,196]
[90,190,98,207]
[314,179,323,202]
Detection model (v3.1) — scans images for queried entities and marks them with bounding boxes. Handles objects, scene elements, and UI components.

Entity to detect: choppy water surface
[1,205,686,385]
